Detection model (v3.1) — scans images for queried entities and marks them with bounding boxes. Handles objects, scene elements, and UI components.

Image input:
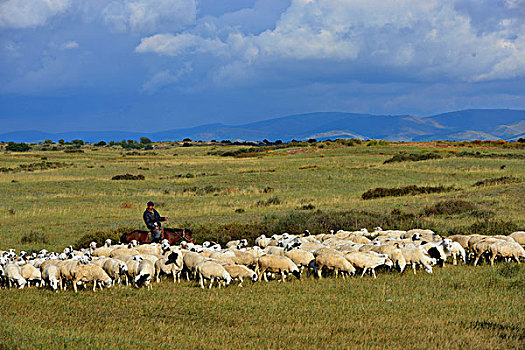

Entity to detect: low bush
[383,152,443,164]
[256,196,281,206]
[447,219,519,236]
[73,227,134,250]
[362,185,456,200]
[20,232,50,244]
[473,176,522,187]
[422,199,477,216]
[111,174,145,180]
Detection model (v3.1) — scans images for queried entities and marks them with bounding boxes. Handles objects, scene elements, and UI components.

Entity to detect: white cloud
[60,40,79,50]
[135,33,226,56]
[135,0,525,83]
[141,63,192,93]
[102,0,196,34]
[0,0,71,29]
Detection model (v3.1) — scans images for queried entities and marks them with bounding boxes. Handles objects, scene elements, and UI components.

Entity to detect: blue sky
[1,0,524,132]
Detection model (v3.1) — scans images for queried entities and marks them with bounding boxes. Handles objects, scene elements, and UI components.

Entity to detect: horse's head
[182,229,195,243]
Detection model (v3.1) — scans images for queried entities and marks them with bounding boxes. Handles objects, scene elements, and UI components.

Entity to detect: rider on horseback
[143,201,168,243]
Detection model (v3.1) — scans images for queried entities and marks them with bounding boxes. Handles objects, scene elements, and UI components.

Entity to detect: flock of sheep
[1,228,524,291]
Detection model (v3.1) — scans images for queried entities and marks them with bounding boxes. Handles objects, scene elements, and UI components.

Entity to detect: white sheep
[135,259,155,289]
[283,248,315,275]
[509,231,525,246]
[196,260,232,289]
[446,241,467,265]
[399,246,433,274]
[103,259,129,285]
[223,264,257,287]
[20,264,42,287]
[344,251,393,278]
[155,251,183,283]
[257,255,301,282]
[41,264,60,292]
[5,264,27,289]
[314,254,356,279]
[182,251,206,280]
[71,265,112,292]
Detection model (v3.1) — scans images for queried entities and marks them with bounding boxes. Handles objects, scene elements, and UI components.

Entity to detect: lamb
[399,246,433,274]
[41,264,60,292]
[5,264,27,289]
[156,251,183,283]
[103,259,129,285]
[257,255,301,282]
[135,259,155,289]
[509,231,525,246]
[71,265,112,292]
[314,254,356,279]
[20,264,42,287]
[344,251,393,278]
[223,264,257,287]
[195,260,232,289]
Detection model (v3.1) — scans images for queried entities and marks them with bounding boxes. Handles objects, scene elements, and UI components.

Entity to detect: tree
[72,139,84,146]
[44,139,54,144]
[58,139,65,145]
[183,138,192,142]
[140,137,152,144]
[94,141,107,146]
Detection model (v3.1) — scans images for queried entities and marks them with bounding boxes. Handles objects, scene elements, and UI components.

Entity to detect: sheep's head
[384,258,394,268]
[251,273,258,282]
[166,252,179,265]
[412,233,421,241]
[292,268,301,279]
[105,239,112,247]
[119,263,128,273]
[50,279,59,291]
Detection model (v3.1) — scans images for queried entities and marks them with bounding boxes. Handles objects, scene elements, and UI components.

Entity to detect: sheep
[103,259,129,285]
[125,256,142,283]
[41,264,60,292]
[399,246,433,274]
[363,244,407,273]
[255,235,273,248]
[196,260,232,289]
[92,247,113,258]
[264,246,285,256]
[135,244,164,256]
[135,260,155,289]
[231,249,259,268]
[223,264,257,287]
[225,239,248,249]
[5,264,27,289]
[420,242,447,267]
[313,247,343,257]
[448,235,471,250]
[209,251,237,264]
[71,265,112,292]
[446,241,467,265]
[155,251,183,283]
[471,238,504,266]
[20,264,42,287]
[297,242,325,251]
[257,255,301,282]
[182,251,205,280]
[283,248,315,275]
[509,231,525,246]
[344,251,393,278]
[314,253,356,279]
[487,241,525,265]
[109,247,140,258]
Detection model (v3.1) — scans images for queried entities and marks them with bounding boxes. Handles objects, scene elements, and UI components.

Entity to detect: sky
[0,0,524,133]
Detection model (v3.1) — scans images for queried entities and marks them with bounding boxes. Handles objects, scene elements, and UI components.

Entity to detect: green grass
[0,141,524,349]
[0,264,523,349]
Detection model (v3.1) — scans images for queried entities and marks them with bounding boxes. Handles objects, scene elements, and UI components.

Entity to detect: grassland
[0,140,524,349]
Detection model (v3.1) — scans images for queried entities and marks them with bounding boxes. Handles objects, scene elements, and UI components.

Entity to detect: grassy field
[0,140,524,349]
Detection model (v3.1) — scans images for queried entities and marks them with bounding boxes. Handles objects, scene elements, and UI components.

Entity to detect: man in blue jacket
[143,201,168,243]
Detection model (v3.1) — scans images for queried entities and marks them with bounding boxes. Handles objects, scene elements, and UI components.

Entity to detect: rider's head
[147,201,154,210]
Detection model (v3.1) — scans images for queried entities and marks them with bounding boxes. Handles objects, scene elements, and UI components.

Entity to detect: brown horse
[120,228,194,245]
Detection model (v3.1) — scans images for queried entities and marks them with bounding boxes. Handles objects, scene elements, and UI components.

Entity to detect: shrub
[362,185,456,200]
[73,227,134,250]
[140,137,152,144]
[94,141,107,146]
[384,152,443,164]
[257,196,281,206]
[448,219,518,236]
[6,142,31,152]
[20,231,50,244]
[298,204,316,210]
[473,176,522,187]
[111,174,145,180]
[366,139,389,146]
[422,199,477,216]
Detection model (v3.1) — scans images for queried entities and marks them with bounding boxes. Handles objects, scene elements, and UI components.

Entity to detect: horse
[120,228,194,245]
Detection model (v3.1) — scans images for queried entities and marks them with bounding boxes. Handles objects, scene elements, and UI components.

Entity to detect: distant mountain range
[1,109,524,143]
